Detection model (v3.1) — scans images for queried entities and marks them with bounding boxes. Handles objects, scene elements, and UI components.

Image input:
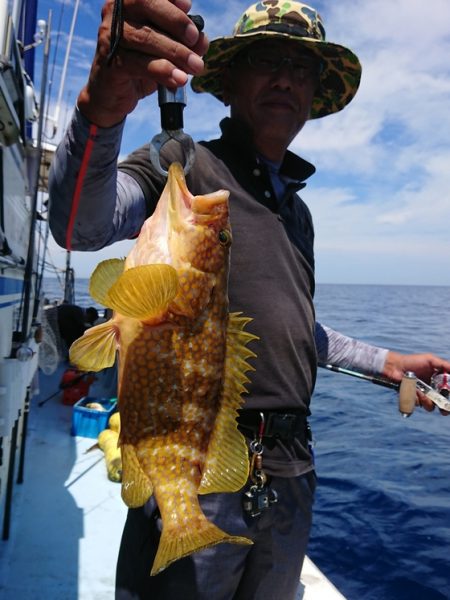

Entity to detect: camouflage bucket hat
[191,0,362,119]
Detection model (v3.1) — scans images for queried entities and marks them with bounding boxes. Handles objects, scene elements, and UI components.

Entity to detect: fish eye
[218,229,232,246]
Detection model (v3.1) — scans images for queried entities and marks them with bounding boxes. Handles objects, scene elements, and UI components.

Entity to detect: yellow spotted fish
[70,163,256,575]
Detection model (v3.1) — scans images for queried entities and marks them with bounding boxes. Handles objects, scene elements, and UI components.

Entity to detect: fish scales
[70,162,257,575]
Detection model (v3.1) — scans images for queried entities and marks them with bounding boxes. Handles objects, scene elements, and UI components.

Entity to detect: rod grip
[399,371,417,417]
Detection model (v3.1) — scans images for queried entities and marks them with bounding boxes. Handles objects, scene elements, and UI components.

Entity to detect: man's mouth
[260,96,297,111]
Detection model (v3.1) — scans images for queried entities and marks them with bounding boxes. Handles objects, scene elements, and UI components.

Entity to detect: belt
[237,409,310,444]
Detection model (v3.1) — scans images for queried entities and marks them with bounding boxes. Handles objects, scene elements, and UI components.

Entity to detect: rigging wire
[35,0,69,306]
[44,0,68,141]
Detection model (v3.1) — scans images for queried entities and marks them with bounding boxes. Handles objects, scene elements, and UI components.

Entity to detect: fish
[69,162,257,575]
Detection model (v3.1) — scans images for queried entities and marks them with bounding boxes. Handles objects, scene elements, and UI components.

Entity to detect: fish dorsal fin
[198,312,258,494]
[69,320,118,372]
[106,264,179,320]
[90,258,126,306]
[120,443,153,507]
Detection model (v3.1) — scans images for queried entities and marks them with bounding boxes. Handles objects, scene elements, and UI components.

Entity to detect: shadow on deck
[0,364,126,600]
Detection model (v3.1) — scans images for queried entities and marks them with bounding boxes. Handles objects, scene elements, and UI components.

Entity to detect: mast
[63,251,75,304]
[48,0,80,138]
[20,9,52,342]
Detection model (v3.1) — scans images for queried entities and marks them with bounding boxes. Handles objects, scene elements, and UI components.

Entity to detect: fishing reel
[431,372,450,398]
[319,363,450,417]
[399,371,450,417]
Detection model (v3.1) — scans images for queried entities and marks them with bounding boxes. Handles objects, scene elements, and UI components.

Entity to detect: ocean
[44,278,450,599]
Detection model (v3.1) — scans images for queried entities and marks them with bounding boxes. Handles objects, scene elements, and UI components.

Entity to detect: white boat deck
[0,365,344,599]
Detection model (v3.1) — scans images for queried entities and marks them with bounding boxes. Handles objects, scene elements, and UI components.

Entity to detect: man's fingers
[171,0,192,13]
[106,49,195,88]
[190,32,209,57]
[123,0,202,49]
[416,391,435,412]
[113,20,204,75]
[99,0,207,76]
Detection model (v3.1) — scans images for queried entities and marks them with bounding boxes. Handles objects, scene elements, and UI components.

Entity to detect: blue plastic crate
[71,396,117,438]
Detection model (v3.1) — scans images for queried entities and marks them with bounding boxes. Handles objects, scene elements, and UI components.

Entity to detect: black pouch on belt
[237,409,310,448]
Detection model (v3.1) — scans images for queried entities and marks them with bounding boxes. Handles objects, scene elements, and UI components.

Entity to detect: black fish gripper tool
[149,15,204,177]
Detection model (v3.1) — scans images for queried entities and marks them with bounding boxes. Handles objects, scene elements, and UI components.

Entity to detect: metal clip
[242,411,278,517]
[249,412,267,487]
[149,86,196,177]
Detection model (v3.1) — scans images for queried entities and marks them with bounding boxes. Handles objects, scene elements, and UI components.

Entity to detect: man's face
[222,40,320,160]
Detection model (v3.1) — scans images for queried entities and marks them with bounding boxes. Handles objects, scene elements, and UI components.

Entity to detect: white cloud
[37,0,450,285]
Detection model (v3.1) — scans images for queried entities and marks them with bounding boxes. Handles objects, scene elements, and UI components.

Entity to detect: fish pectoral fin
[69,320,118,372]
[105,264,179,321]
[199,312,258,494]
[90,258,126,306]
[151,514,252,576]
[120,444,153,507]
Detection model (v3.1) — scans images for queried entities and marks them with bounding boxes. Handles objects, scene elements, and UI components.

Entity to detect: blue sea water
[44,279,450,599]
[310,284,450,600]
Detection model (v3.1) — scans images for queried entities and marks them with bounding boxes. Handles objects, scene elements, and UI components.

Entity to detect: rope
[107,0,124,64]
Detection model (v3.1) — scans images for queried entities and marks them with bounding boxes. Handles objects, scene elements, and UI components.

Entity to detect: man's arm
[48,108,147,250]
[315,322,388,374]
[315,322,450,414]
[48,0,208,250]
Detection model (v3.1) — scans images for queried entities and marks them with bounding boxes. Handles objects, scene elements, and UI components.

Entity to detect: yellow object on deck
[98,423,122,482]
[108,411,120,433]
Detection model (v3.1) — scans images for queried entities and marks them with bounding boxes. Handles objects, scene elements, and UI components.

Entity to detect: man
[56,303,98,360]
[48,1,450,598]
[56,302,86,354]
[85,306,99,324]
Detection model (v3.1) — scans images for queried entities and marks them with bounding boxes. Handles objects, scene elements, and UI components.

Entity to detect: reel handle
[399,371,417,417]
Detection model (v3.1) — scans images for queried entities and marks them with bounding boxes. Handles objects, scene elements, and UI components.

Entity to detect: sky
[35,0,450,286]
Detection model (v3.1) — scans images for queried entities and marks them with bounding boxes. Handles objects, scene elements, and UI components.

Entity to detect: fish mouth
[168,163,229,228]
[168,163,192,228]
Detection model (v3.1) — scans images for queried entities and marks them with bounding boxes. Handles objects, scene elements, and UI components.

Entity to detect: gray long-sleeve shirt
[49,107,388,377]
[48,109,388,476]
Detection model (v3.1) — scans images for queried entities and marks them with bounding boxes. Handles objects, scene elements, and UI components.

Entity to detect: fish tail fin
[151,515,252,576]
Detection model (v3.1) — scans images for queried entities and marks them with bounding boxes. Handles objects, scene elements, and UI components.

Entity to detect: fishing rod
[318,362,450,416]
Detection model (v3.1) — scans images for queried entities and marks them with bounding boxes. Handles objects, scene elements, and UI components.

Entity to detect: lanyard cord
[107,0,124,64]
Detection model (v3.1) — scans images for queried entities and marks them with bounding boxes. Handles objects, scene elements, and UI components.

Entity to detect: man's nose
[270,62,295,88]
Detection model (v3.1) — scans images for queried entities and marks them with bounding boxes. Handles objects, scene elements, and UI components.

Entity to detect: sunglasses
[235,46,323,83]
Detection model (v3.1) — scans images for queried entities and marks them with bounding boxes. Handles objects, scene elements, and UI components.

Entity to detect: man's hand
[382,351,450,415]
[78,0,209,127]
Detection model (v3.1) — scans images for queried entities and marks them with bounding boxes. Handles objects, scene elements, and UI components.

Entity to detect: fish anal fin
[106,264,179,321]
[199,312,258,494]
[69,320,117,372]
[151,515,252,576]
[120,444,153,507]
[90,258,126,306]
